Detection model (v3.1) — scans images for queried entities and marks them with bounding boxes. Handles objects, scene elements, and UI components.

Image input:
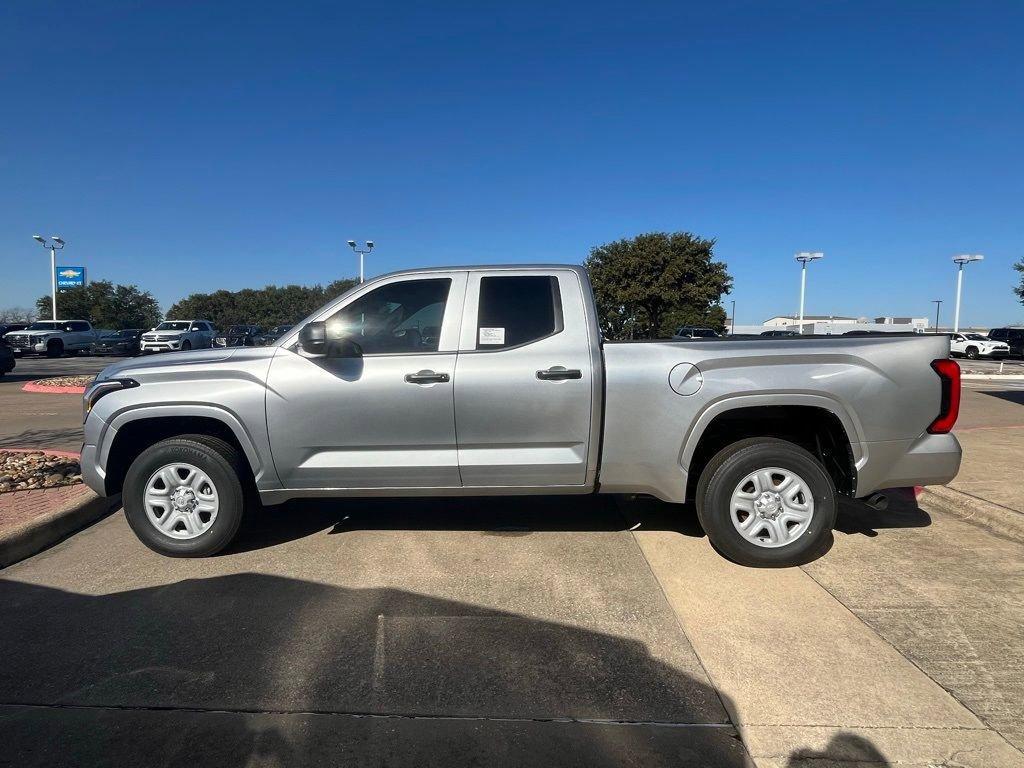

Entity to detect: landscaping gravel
[0,451,82,493]
[34,375,95,388]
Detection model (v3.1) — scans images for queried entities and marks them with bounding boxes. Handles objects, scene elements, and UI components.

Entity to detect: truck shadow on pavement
[1,573,756,767]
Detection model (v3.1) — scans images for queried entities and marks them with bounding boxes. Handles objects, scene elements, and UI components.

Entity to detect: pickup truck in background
[80,265,962,566]
[3,320,98,357]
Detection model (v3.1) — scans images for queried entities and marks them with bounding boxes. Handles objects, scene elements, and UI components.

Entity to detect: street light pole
[794,252,824,334]
[931,300,942,333]
[952,254,983,333]
[33,235,65,320]
[730,299,736,336]
[347,240,375,283]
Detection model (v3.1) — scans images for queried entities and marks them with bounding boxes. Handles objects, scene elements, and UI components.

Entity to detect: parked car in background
[213,325,264,347]
[82,264,961,568]
[3,320,98,357]
[256,325,293,345]
[988,327,1024,358]
[140,321,216,354]
[92,329,144,357]
[672,326,719,339]
[0,323,28,337]
[760,329,799,337]
[0,342,14,376]
[949,332,1009,360]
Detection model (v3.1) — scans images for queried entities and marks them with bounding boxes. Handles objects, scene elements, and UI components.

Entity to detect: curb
[918,485,1024,545]
[0,490,121,568]
[961,373,1024,381]
[0,447,81,460]
[21,381,87,394]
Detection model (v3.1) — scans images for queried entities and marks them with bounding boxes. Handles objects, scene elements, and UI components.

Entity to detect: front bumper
[140,340,183,352]
[855,432,962,497]
[79,443,107,496]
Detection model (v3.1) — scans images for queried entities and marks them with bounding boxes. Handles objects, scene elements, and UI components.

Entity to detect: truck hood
[97,348,244,381]
[9,330,60,338]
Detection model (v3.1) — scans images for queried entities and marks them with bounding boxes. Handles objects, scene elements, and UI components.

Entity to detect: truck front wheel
[695,437,837,567]
[122,434,248,557]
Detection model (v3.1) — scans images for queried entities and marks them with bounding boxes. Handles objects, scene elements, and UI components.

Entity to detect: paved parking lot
[1,354,1023,766]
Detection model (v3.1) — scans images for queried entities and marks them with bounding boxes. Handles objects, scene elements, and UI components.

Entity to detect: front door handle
[537,366,582,381]
[405,370,450,384]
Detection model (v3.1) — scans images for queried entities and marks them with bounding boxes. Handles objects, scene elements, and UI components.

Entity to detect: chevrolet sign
[56,266,85,288]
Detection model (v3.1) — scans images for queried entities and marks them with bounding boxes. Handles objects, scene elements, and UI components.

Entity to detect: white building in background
[730,314,930,336]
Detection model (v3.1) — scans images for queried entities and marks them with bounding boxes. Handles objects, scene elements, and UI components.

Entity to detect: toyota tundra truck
[80,265,962,566]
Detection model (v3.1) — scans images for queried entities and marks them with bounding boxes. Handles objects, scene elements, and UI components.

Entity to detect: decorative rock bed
[33,375,96,388]
[0,450,83,493]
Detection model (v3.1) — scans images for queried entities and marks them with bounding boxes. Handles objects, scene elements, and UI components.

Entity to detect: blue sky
[1,1,1021,327]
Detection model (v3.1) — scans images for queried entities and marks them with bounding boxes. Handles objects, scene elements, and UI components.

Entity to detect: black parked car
[0,323,29,337]
[92,329,144,356]
[256,324,294,345]
[213,324,264,347]
[989,327,1024,358]
[0,341,14,376]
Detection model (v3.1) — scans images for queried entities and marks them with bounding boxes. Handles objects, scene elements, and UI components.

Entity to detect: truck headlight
[83,378,139,422]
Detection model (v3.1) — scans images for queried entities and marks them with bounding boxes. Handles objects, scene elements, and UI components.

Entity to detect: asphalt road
[1,352,1023,765]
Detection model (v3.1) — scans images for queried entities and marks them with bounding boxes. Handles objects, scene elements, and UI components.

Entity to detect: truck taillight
[927,359,960,434]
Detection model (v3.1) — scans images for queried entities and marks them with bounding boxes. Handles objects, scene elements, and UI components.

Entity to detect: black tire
[181,340,192,351]
[695,437,837,567]
[46,339,64,358]
[122,434,248,557]
[965,346,978,360]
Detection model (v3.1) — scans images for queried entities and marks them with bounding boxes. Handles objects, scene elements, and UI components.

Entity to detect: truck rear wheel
[122,435,248,557]
[695,437,837,567]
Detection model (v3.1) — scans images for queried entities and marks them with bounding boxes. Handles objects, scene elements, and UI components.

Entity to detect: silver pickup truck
[81,265,962,566]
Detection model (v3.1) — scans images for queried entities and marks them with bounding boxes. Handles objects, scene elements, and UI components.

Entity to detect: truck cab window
[476,276,562,349]
[325,278,451,354]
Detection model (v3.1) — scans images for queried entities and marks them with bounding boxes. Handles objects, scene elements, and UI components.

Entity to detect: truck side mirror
[299,322,327,355]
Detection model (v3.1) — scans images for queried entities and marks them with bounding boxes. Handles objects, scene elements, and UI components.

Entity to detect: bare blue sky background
[1,0,1021,326]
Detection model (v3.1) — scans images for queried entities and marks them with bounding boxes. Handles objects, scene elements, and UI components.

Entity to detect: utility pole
[33,235,66,320]
[931,300,942,333]
[730,299,736,335]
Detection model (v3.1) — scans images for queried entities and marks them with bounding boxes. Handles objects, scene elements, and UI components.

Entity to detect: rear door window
[476,276,562,350]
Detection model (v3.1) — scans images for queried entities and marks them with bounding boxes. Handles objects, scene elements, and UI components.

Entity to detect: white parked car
[140,320,216,353]
[3,320,98,357]
[949,332,1009,360]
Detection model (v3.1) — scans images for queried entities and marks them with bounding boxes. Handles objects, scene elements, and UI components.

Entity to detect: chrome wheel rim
[729,466,814,548]
[144,462,219,539]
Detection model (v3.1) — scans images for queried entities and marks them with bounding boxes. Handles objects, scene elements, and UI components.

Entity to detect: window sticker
[479,327,505,345]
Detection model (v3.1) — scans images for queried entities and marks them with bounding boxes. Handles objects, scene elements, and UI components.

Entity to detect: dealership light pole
[952,254,983,333]
[794,252,824,334]
[33,235,65,320]
[931,300,942,333]
[347,240,374,283]
[730,299,736,335]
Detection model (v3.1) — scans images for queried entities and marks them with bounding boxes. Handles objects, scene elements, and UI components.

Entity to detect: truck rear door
[453,269,595,487]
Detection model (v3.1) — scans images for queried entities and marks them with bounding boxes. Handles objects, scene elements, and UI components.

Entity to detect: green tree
[36,281,162,329]
[165,278,360,330]
[585,232,733,339]
[1014,258,1024,304]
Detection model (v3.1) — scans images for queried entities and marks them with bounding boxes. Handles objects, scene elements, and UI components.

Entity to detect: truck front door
[453,270,596,488]
[266,272,467,489]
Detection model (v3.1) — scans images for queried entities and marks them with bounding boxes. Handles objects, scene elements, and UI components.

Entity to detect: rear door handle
[405,370,450,384]
[537,367,582,381]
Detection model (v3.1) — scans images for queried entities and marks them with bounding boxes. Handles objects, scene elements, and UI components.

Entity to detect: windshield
[225,325,251,335]
[101,330,138,339]
[965,333,990,341]
[26,322,63,331]
[156,322,191,331]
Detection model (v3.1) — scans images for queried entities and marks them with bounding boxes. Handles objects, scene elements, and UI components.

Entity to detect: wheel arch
[682,395,861,502]
[101,406,270,496]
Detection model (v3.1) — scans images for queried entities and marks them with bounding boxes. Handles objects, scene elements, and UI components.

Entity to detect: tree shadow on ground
[1,574,750,767]
[786,732,891,766]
